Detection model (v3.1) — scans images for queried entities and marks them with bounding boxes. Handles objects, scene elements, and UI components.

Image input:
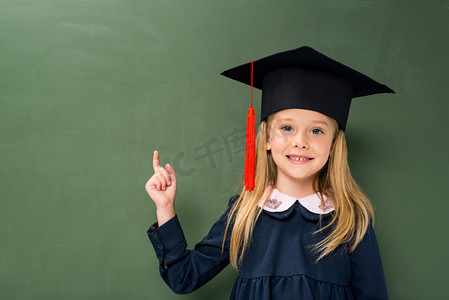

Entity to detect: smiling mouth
[286,155,314,161]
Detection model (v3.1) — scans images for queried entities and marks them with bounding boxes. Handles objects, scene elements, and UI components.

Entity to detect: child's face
[266,108,336,187]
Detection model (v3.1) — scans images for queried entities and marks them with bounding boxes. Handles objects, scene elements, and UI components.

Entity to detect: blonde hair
[222,115,375,270]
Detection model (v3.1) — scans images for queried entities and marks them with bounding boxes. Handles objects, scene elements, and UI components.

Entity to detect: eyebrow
[280,118,330,127]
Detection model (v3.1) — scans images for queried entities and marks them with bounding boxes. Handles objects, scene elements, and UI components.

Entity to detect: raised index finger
[153,150,161,172]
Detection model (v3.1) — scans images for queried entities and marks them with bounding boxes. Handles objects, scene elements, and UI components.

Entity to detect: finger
[152,176,162,191]
[165,164,176,184]
[157,166,172,185]
[146,176,160,191]
[153,150,161,172]
[154,173,168,190]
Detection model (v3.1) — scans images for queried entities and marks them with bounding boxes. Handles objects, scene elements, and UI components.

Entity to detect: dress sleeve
[349,222,389,299]
[146,194,239,294]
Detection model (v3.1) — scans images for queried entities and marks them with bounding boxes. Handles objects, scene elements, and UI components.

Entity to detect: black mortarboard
[220,46,395,191]
[221,45,395,131]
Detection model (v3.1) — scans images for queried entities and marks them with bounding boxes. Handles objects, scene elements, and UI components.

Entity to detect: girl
[145,46,393,299]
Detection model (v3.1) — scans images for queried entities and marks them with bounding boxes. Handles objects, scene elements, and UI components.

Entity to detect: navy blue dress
[147,194,389,299]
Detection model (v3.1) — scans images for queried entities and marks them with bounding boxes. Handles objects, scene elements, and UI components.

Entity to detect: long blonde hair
[222,115,375,270]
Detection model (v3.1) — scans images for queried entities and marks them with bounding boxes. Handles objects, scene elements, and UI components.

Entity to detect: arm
[147,194,239,294]
[144,150,237,293]
[349,223,389,299]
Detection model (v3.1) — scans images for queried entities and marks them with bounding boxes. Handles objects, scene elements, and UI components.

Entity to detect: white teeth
[288,156,310,161]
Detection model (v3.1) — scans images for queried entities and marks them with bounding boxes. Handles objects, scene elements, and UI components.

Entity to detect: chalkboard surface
[1,1,448,299]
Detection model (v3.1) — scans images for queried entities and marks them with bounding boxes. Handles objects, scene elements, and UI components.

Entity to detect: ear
[266,140,271,151]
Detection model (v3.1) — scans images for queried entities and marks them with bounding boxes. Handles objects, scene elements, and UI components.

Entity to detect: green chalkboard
[1,0,448,299]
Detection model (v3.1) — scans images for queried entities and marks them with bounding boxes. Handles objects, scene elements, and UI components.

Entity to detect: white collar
[258,187,334,214]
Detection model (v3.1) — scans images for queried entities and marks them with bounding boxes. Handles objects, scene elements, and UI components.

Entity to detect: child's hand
[145,150,177,209]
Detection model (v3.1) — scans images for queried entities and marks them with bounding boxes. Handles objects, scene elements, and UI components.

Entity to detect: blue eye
[281,126,293,132]
[311,128,323,135]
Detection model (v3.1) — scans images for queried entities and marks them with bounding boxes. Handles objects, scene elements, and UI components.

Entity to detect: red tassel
[244,61,256,191]
[244,107,256,191]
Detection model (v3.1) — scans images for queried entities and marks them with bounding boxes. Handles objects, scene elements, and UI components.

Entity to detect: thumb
[165,163,176,181]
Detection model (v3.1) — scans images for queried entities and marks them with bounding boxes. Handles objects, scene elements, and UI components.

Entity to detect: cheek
[272,138,290,154]
[316,140,332,157]
[270,141,286,158]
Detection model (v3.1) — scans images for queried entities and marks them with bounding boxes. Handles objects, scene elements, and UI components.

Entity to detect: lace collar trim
[258,186,334,214]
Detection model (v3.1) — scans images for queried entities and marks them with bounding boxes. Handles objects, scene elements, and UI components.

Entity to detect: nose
[292,131,309,149]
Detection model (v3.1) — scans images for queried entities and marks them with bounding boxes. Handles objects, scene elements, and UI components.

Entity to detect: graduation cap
[220,46,395,191]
